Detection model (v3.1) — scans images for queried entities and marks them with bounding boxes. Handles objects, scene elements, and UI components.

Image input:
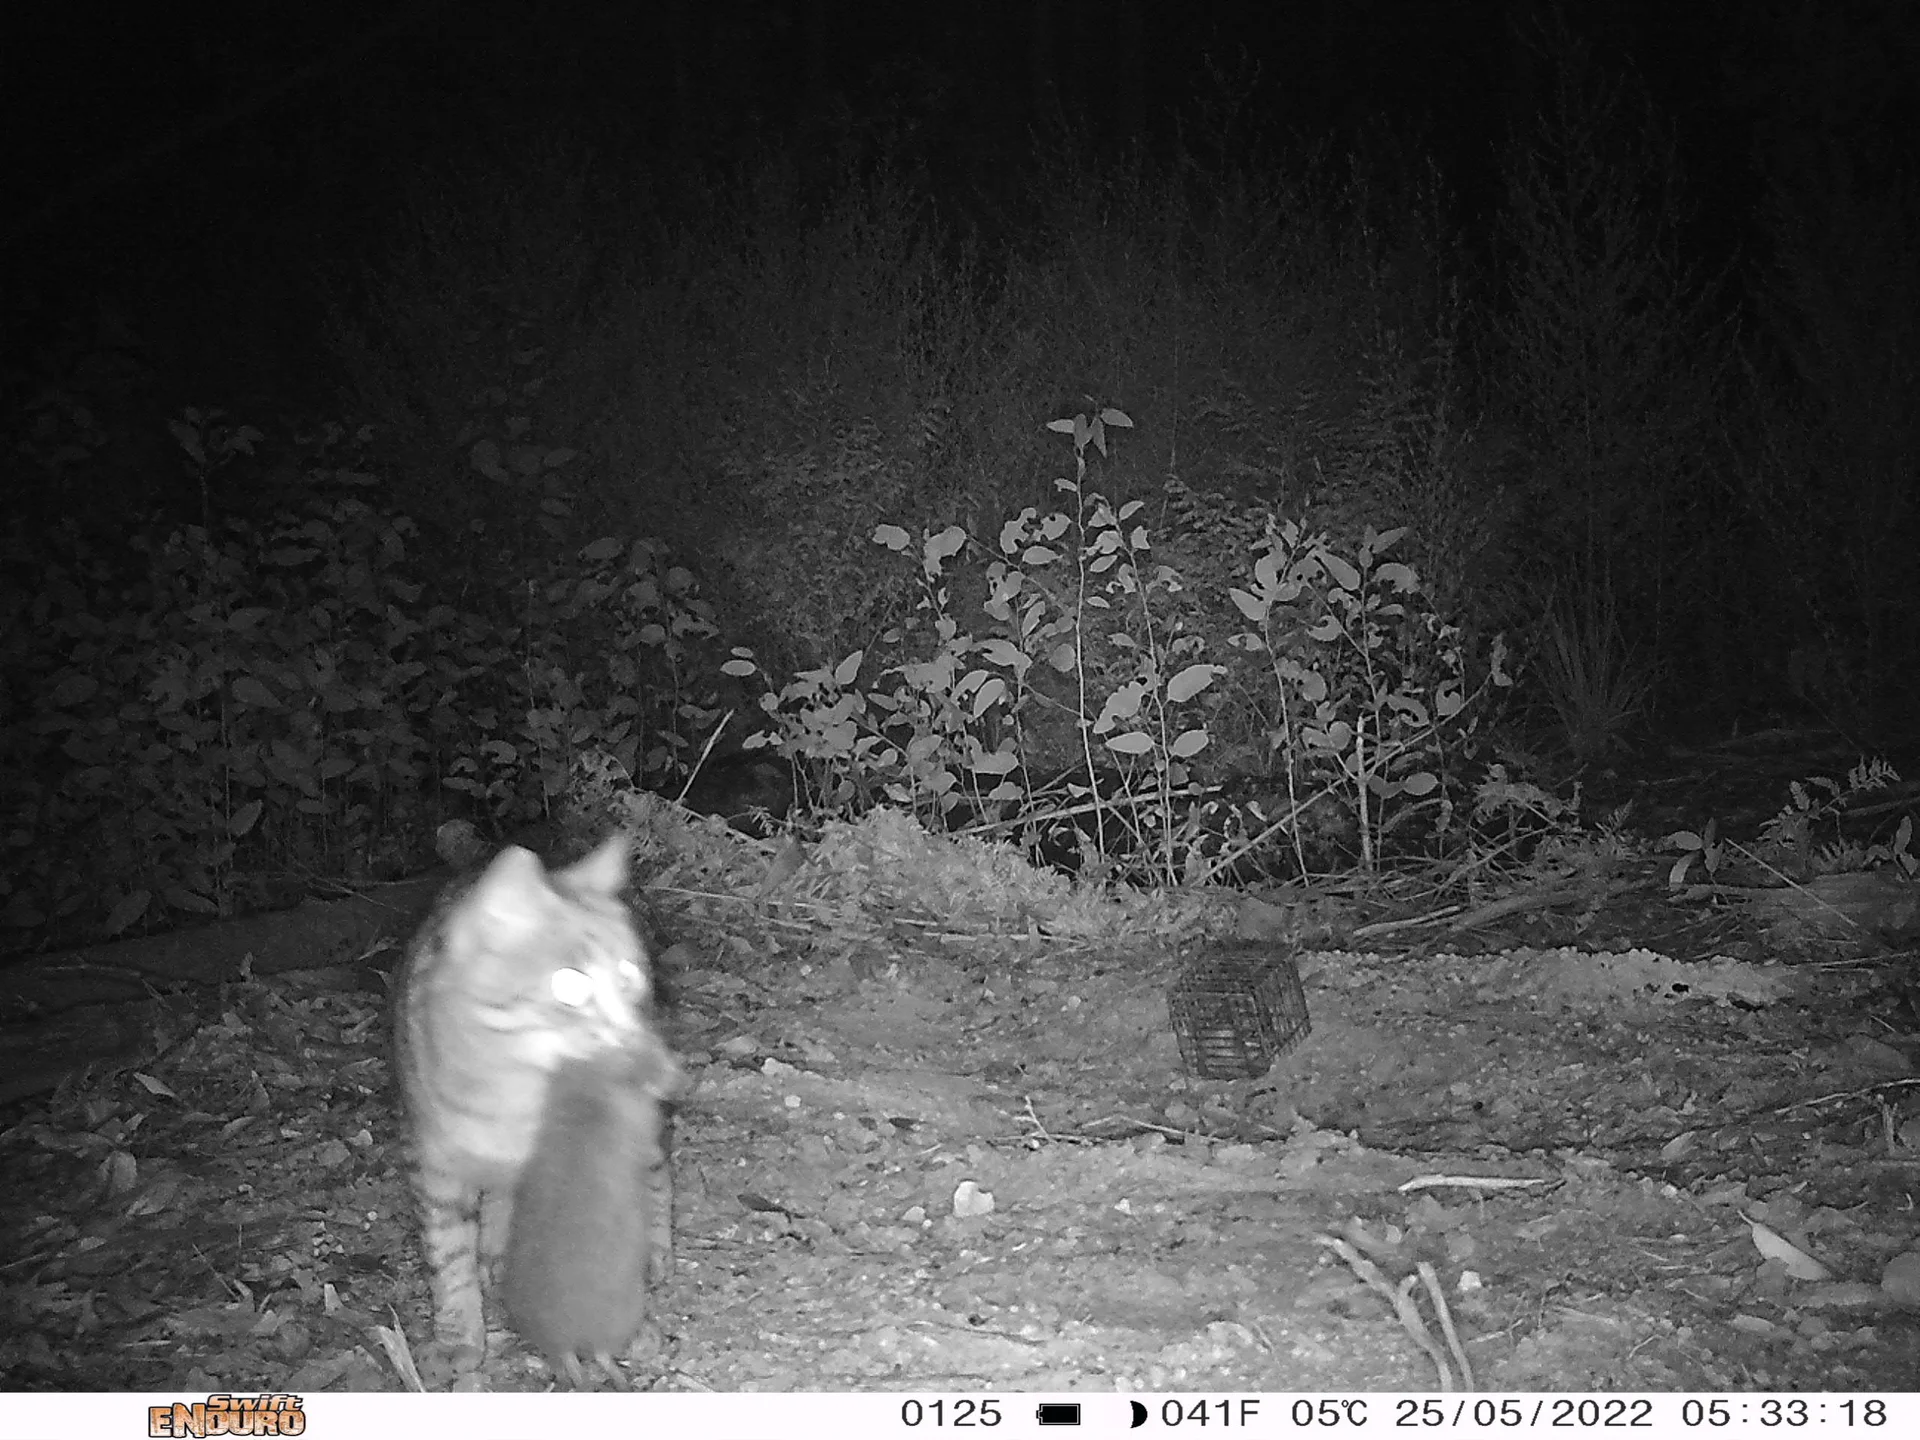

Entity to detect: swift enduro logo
[148,1394,306,1436]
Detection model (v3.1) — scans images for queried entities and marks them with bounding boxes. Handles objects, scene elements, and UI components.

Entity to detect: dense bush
[0,432,719,943]
[724,410,1508,884]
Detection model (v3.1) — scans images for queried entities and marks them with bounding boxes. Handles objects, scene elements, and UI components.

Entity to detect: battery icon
[1036,1403,1081,1426]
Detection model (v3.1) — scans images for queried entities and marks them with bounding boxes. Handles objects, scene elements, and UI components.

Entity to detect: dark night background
[1,0,1917,941]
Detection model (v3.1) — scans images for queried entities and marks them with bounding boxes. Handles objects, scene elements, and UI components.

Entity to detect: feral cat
[503,1044,680,1388]
[393,833,667,1370]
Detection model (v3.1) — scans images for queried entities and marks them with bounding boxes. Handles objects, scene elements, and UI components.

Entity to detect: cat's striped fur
[393,833,668,1369]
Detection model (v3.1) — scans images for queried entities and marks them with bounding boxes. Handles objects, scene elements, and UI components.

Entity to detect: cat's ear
[461,845,553,941]
[558,833,631,897]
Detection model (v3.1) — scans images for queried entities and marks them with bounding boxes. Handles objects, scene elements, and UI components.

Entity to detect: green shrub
[726,410,1508,882]
[0,420,720,944]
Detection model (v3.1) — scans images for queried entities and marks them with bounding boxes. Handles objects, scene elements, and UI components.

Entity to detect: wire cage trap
[1167,947,1312,1080]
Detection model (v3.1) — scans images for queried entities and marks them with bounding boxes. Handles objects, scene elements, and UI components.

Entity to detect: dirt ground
[3,841,1918,1393]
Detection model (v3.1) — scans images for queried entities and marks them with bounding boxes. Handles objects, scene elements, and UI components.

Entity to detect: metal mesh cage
[1167,948,1312,1080]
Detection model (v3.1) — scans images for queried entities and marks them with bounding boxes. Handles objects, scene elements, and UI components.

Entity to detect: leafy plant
[981,408,1224,876]
[452,534,723,819]
[3,479,439,937]
[0,411,721,946]
[726,407,1234,880]
[1665,759,1912,889]
[1663,818,1725,888]
[1223,518,1509,874]
[170,408,266,525]
[1755,757,1903,878]
[729,405,1506,884]
[1532,585,1652,761]
[1471,763,1585,861]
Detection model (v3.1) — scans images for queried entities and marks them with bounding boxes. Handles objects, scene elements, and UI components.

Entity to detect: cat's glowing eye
[619,957,645,988]
[550,967,594,1007]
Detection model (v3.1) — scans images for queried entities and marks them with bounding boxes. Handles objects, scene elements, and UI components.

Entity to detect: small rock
[272,1321,313,1360]
[1840,1034,1911,1076]
[1881,1249,1920,1308]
